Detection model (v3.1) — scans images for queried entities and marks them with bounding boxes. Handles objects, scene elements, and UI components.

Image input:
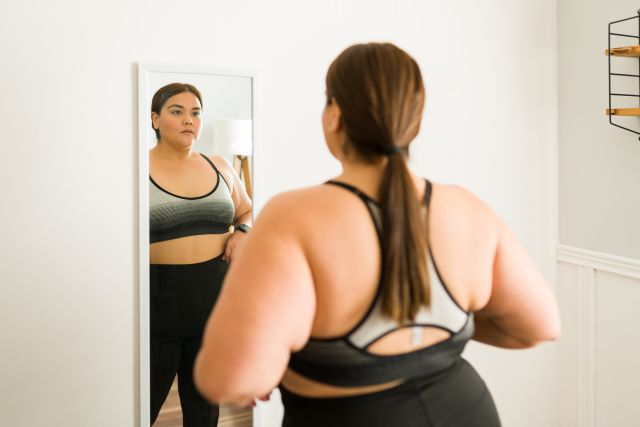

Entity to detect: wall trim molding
[576,265,596,427]
[557,244,640,279]
[558,245,640,426]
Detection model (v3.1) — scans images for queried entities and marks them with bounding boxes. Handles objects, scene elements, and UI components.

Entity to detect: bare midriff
[150,233,230,265]
[280,369,402,398]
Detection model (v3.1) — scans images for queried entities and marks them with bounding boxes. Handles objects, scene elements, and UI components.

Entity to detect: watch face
[236,224,250,233]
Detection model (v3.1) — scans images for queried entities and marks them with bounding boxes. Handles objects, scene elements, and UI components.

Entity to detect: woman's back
[278,174,497,397]
[296,178,493,340]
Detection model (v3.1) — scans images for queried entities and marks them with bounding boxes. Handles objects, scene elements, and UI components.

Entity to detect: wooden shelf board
[606,45,640,57]
[606,108,640,116]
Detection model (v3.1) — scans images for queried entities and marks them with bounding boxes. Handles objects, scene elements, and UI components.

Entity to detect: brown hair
[326,43,429,323]
[151,83,203,140]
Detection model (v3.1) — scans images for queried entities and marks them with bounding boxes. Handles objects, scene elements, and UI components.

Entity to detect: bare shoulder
[204,153,232,172]
[428,183,502,310]
[431,183,500,227]
[432,182,489,208]
[255,184,369,236]
[257,186,332,221]
[264,184,370,213]
[203,153,234,183]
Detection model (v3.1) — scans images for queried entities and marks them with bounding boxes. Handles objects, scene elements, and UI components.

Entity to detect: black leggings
[280,358,501,427]
[150,255,228,427]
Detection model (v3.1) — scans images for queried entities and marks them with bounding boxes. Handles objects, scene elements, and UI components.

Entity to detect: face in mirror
[141,71,254,426]
[151,91,203,152]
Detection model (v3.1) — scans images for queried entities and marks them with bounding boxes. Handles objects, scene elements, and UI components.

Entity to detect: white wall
[558,0,640,259]
[0,1,558,426]
[558,1,640,425]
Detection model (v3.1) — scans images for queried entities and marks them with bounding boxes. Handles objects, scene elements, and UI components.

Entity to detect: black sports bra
[149,154,235,244]
[287,179,474,387]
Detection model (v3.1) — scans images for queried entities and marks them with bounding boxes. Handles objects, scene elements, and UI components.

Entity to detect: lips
[181,130,194,135]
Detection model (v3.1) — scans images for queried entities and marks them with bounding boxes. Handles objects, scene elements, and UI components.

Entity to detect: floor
[154,379,253,427]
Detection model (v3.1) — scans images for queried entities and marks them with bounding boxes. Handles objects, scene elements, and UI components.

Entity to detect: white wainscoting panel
[557,245,640,427]
[594,271,640,427]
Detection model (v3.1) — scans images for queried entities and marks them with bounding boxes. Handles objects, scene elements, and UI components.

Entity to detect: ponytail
[379,151,430,323]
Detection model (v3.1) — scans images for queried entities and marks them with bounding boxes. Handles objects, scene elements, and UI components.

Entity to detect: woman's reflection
[148,83,252,426]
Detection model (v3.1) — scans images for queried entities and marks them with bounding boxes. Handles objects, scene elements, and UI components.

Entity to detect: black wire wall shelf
[607,10,640,138]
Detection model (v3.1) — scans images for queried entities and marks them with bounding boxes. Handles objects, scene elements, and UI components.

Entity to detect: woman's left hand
[223,231,248,263]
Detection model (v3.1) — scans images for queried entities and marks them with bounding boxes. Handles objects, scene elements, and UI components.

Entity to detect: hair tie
[385,146,404,156]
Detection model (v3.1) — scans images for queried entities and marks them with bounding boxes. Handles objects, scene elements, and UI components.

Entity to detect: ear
[151,112,159,130]
[326,102,343,133]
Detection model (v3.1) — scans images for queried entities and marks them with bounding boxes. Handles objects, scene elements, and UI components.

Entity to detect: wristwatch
[235,223,251,233]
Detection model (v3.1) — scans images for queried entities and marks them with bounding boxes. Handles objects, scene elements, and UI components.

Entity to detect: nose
[183,116,193,125]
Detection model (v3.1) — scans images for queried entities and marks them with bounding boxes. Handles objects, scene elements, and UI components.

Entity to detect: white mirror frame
[137,63,259,427]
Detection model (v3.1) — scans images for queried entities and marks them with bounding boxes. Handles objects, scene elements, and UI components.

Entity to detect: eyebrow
[166,104,201,110]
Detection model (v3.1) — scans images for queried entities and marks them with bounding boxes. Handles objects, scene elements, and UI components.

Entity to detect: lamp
[212,119,253,198]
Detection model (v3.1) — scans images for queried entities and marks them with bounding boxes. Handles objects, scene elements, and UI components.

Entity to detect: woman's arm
[208,155,252,261]
[473,220,561,348]
[209,155,252,225]
[194,193,316,406]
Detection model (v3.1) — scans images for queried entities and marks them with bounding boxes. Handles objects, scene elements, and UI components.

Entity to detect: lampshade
[212,119,253,156]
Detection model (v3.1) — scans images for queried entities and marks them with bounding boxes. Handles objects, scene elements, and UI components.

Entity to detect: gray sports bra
[287,180,473,387]
[149,154,235,244]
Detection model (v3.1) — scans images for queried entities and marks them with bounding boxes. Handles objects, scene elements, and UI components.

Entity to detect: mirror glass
[139,64,255,427]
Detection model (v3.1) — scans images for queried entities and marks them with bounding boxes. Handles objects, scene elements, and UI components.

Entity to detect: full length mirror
[138,64,256,427]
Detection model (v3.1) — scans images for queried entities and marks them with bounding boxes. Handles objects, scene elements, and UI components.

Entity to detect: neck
[151,140,194,161]
[334,157,422,200]
[333,159,389,197]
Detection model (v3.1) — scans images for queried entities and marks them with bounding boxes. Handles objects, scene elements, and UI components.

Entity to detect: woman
[194,44,560,426]
[149,83,252,426]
